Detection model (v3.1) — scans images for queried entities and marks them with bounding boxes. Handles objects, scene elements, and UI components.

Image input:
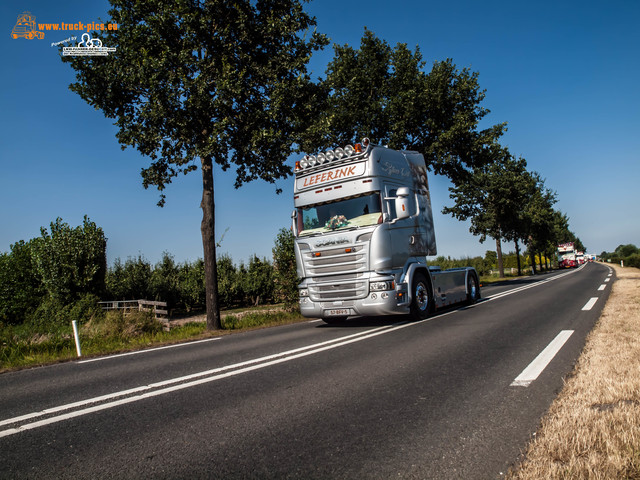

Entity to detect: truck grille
[304,244,368,300]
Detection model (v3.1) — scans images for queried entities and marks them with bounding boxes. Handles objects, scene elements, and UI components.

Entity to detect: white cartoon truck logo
[11,11,44,40]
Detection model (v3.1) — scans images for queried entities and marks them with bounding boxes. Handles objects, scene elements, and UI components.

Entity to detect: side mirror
[395,187,411,221]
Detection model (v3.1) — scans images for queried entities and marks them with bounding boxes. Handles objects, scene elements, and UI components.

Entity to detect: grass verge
[0,307,306,372]
[508,263,640,478]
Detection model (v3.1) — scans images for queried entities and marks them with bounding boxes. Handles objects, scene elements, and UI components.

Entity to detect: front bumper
[299,285,410,319]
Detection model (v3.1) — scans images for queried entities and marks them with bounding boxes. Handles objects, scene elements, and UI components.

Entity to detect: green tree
[106,255,152,300]
[31,217,107,304]
[61,0,327,330]
[0,239,43,324]
[514,173,557,274]
[272,228,298,306]
[150,252,180,308]
[105,257,127,300]
[245,255,273,306]
[301,29,506,188]
[615,244,639,258]
[178,259,205,312]
[217,254,239,308]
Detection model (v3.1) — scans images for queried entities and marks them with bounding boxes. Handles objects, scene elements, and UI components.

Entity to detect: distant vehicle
[576,252,585,265]
[11,11,44,40]
[557,243,577,268]
[292,139,480,324]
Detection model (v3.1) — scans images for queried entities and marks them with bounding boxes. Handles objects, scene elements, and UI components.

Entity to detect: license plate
[326,308,351,317]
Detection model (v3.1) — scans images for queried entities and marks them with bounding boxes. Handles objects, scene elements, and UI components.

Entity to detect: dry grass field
[508,263,640,479]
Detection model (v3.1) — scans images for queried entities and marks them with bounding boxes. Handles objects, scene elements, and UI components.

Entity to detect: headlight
[370,281,394,291]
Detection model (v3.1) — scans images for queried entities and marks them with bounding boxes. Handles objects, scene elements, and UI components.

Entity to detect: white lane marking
[77,338,221,364]
[511,330,574,387]
[0,323,402,434]
[598,284,606,291]
[604,278,610,282]
[582,297,598,310]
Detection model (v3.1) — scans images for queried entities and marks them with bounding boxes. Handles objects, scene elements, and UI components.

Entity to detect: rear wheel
[409,272,431,320]
[466,273,480,305]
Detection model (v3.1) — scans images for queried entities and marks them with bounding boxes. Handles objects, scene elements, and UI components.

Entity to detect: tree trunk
[530,251,537,275]
[515,239,522,276]
[201,156,221,330]
[496,236,504,278]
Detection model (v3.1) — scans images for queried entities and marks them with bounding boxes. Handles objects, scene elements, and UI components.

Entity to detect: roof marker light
[344,145,355,156]
[335,147,345,159]
[317,153,327,164]
[354,143,362,153]
[325,150,335,161]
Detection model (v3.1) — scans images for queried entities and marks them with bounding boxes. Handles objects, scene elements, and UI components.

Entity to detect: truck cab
[557,243,577,268]
[292,139,480,323]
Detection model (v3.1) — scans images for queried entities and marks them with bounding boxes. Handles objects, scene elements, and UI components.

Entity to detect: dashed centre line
[582,297,599,310]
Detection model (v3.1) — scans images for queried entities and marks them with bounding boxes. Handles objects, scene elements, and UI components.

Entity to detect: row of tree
[444,152,585,277]
[0,218,297,327]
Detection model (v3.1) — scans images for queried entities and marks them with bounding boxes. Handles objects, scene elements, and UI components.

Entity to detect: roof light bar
[297,142,368,171]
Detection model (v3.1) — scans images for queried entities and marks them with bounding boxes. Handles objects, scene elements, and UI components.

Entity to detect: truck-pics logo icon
[11,11,44,39]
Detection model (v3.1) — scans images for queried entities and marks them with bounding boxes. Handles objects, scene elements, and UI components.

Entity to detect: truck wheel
[410,273,431,320]
[323,317,347,325]
[466,274,480,305]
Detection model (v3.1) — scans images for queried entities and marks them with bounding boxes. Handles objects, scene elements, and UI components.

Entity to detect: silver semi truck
[292,139,481,324]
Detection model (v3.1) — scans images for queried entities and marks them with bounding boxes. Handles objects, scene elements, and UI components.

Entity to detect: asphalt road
[0,262,613,479]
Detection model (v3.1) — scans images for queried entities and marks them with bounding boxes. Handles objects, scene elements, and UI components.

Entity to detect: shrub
[82,309,162,338]
[625,253,640,269]
[31,217,106,304]
[272,228,298,306]
[27,293,104,332]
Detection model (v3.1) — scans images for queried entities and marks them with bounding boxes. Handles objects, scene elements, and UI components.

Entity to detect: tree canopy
[300,28,507,188]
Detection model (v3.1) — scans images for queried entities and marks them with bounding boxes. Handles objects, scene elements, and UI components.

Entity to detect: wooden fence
[98,299,169,323]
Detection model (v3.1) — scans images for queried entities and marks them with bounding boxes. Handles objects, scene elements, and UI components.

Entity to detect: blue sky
[1,0,638,267]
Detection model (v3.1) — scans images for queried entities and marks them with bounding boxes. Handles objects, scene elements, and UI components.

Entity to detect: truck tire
[466,273,480,305]
[410,272,431,320]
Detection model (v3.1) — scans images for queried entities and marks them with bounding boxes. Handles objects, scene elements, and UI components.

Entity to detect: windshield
[298,193,382,237]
